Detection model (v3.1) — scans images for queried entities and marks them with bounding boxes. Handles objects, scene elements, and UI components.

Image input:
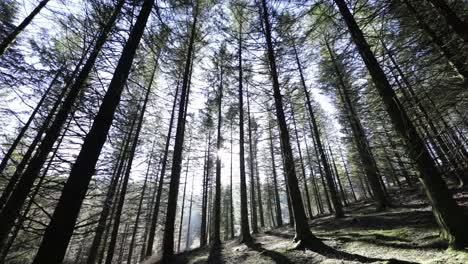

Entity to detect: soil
[145,186,468,264]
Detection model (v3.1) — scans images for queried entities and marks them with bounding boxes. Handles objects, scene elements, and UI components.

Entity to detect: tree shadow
[207,243,224,264]
[265,231,418,264]
[329,233,447,250]
[245,241,294,264]
[311,210,437,231]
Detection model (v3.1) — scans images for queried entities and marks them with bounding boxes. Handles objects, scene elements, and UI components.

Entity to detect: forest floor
[147,186,468,264]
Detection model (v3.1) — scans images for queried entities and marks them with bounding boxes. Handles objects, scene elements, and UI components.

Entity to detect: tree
[333,0,468,248]
[0,0,126,249]
[31,0,155,262]
[0,0,50,56]
[322,38,390,210]
[258,0,324,249]
[161,1,199,260]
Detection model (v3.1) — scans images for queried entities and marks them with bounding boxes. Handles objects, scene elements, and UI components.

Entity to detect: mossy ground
[146,186,468,264]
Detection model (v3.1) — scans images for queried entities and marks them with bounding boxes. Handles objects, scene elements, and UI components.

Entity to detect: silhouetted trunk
[106,77,151,264]
[260,0,324,248]
[31,1,151,262]
[337,144,357,202]
[86,119,135,264]
[246,86,258,234]
[0,1,125,251]
[294,42,343,218]
[185,172,195,250]
[145,78,181,257]
[254,136,265,228]
[324,39,389,210]
[382,39,466,185]
[327,144,348,206]
[0,69,60,175]
[127,141,156,263]
[116,223,129,264]
[377,133,402,189]
[0,115,70,263]
[334,0,468,248]
[290,98,314,218]
[177,139,192,252]
[212,66,223,244]
[310,129,333,214]
[401,0,468,81]
[0,78,67,210]
[268,117,283,226]
[229,122,235,238]
[161,3,198,259]
[0,0,50,55]
[237,11,252,243]
[282,151,295,226]
[200,132,211,247]
[304,132,324,214]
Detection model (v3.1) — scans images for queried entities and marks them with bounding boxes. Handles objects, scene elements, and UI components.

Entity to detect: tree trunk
[337,144,357,202]
[86,119,135,264]
[402,0,468,81]
[212,65,223,244]
[145,77,181,257]
[290,97,314,218]
[161,4,198,259]
[254,134,265,228]
[229,122,235,238]
[334,0,468,248]
[127,140,156,263]
[31,1,151,262]
[268,116,283,226]
[0,0,50,56]
[0,69,60,175]
[259,0,324,248]
[105,84,150,264]
[324,39,389,210]
[327,143,348,206]
[237,11,252,243]
[200,132,211,247]
[185,171,195,250]
[0,0,125,251]
[246,85,258,234]
[293,42,343,218]
[177,139,192,252]
[310,129,333,214]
